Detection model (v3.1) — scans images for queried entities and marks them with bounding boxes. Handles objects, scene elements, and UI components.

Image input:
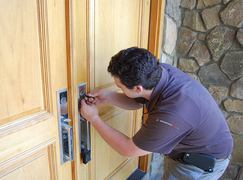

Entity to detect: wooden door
[69,0,151,179]
[0,1,73,180]
[90,1,150,179]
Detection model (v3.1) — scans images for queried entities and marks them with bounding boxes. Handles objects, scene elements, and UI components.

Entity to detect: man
[80,47,233,179]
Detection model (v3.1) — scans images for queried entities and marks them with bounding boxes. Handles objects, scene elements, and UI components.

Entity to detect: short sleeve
[132,112,192,154]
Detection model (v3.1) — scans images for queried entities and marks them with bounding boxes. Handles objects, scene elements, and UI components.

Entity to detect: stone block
[202,5,221,30]
[189,41,210,66]
[160,53,174,65]
[237,29,243,47]
[224,99,243,113]
[222,110,229,118]
[165,0,182,26]
[220,0,243,28]
[198,63,231,86]
[163,15,177,55]
[198,33,207,41]
[197,0,221,9]
[237,168,243,180]
[230,38,243,51]
[228,114,243,135]
[208,85,228,104]
[176,27,197,56]
[223,0,233,4]
[230,78,243,99]
[221,52,243,80]
[183,10,206,32]
[231,134,243,166]
[178,58,199,72]
[221,164,240,179]
[181,0,197,9]
[206,26,235,61]
[187,73,200,81]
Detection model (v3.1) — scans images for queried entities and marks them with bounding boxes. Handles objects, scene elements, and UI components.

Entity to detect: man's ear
[134,85,143,93]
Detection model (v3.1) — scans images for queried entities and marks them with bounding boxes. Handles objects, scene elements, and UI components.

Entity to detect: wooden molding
[0,111,51,138]
[37,0,53,114]
[0,139,57,179]
[65,0,78,180]
[148,0,165,59]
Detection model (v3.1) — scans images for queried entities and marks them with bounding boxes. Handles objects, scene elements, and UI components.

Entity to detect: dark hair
[107,47,162,90]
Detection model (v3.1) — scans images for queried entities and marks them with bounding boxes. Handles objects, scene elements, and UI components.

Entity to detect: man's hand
[80,100,99,123]
[80,98,150,157]
[90,89,113,105]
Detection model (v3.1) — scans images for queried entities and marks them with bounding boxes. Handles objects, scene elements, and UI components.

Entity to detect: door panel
[87,0,150,179]
[0,0,72,180]
[0,146,55,180]
[0,0,43,125]
[94,0,142,87]
[94,109,134,179]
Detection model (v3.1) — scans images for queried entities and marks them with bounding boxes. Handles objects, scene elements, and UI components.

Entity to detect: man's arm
[80,100,151,157]
[108,92,143,110]
[92,90,143,110]
[91,115,151,157]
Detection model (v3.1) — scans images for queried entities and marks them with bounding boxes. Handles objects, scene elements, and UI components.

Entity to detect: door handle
[62,122,74,161]
[57,89,74,164]
[78,83,91,164]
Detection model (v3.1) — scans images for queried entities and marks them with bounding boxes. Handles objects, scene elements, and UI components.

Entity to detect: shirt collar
[147,65,169,112]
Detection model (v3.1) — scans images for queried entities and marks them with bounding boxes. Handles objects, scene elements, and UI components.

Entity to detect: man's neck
[143,89,154,101]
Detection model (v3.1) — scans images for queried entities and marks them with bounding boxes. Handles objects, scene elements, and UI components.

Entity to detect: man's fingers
[81,99,87,107]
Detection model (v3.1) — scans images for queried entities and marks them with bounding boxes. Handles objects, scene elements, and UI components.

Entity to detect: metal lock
[78,83,91,164]
[57,89,74,164]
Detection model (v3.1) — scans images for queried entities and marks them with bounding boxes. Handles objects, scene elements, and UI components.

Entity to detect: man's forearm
[91,115,135,157]
[108,92,142,110]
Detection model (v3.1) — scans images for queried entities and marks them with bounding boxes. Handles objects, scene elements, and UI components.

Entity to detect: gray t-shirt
[132,63,233,159]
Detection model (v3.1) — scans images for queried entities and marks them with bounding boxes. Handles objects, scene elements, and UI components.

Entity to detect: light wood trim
[0,149,46,178]
[87,0,96,179]
[47,143,58,180]
[148,0,165,59]
[69,0,91,178]
[105,158,138,180]
[0,111,52,138]
[87,0,95,91]
[0,108,42,126]
[138,0,166,172]
[37,0,53,113]
[0,139,56,178]
[139,0,151,48]
[105,159,129,179]
[65,0,78,179]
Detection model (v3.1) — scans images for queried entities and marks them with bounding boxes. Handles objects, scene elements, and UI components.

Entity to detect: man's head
[107,47,162,98]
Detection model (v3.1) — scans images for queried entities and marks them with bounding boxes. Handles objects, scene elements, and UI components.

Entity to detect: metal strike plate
[57,89,74,164]
[78,83,91,164]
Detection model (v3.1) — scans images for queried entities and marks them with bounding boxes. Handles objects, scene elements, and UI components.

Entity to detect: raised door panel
[0,0,72,179]
[94,0,141,87]
[94,110,135,179]
[0,145,56,180]
[0,0,44,125]
[89,0,150,179]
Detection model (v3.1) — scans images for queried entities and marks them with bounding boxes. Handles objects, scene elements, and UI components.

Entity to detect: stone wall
[158,0,243,179]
